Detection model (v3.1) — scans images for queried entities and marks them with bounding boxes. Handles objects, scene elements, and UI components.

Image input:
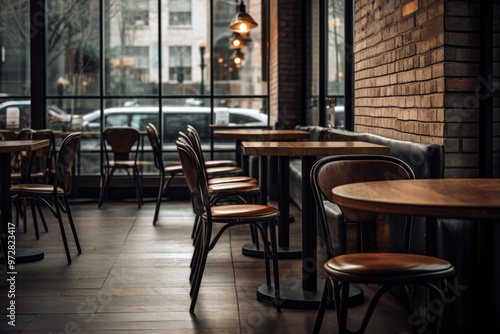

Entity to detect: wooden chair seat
[325,252,455,283]
[208,181,259,194]
[208,175,257,184]
[11,183,65,195]
[207,204,279,222]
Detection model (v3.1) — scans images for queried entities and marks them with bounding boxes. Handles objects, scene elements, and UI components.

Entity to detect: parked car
[77,106,268,174]
[0,100,72,130]
[81,106,269,141]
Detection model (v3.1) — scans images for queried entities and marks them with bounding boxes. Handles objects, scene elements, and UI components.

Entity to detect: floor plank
[0,199,421,333]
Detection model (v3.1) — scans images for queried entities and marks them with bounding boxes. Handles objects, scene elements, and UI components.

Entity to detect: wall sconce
[230,49,245,68]
[228,1,258,34]
[229,32,252,49]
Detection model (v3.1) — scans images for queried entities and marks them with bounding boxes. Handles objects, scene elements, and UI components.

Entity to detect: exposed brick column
[269,0,304,129]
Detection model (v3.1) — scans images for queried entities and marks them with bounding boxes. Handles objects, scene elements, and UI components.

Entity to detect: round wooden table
[332,178,500,333]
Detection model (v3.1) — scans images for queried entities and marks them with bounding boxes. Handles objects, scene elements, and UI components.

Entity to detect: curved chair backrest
[32,129,57,173]
[103,126,140,162]
[176,135,210,217]
[311,154,416,258]
[146,123,164,171]
[16,128,34,140]
[12,128,35,176]
[186,125,206,165]
[55,132,81,195]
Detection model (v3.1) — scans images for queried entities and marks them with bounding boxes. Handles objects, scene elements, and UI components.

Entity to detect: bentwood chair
[15,129,57,238]
[311,155,456,334]
[145,123,184,225]
[145,123,256,226]
[176,135,281,313]
[11,132,82,264]
[98,127,143,209]
[181,128,261,247]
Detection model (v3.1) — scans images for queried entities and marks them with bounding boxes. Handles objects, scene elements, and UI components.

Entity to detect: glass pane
[0,1,30,97]
[46,0,100,98]
[213,0,266,96]
[105,0,158,95]
[161,1,207,96]
[169,0,192,26]
[328,0,345,96]
[328,0,345,129]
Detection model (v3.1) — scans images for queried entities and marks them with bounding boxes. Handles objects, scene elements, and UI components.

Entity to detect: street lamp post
[199,41,206,95]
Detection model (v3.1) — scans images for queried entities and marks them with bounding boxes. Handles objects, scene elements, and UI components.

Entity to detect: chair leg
[98,168,109,208]
[133,166,142,209]
[268,219,281,311]
[189,237,209,313]
[54,198,72,264]
[152,174,166,225]
[30,200,40,240]
[63,196,81,254]
[338,282,351,334]
[36,200,49,232]
[313,279,330,334]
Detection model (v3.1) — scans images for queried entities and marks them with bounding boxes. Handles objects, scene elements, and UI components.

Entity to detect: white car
[0,100,72,130]
[81,106,269,141]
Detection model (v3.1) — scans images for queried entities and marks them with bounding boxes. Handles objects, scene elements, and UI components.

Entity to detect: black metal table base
[242,243,302,259]
[256,279,364,310]
[0,247,44,264]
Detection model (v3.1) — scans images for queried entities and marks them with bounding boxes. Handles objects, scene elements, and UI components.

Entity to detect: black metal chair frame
[176,135,281,313]
[310,154,457,334]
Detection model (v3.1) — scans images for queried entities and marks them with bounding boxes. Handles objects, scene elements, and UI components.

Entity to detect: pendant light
[229,32,252,49]
[228,1,258,34]
[230,49,245,68]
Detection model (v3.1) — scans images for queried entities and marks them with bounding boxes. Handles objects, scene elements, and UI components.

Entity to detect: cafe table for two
[331,178,500,333]
[241,140,391,309]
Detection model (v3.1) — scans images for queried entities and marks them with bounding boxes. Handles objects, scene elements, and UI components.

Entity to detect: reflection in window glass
[122,0,149,27]
[327,0,345,129]
[106,0,158,96]
[105,114,129,127]
[0,1,30,96]
[31,0,268,175]
[168,46,192,82]
[169,0,192,26]
[328,0,345,96]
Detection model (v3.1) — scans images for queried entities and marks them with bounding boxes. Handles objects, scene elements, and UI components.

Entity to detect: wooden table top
[242,140,390,157]
[0,140,50,153]
[332,178,500,219]
[214,129,311,141]
[209,124,273,130]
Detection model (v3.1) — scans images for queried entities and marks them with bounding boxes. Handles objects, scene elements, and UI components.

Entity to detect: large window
[0,0,269,177]
[169,0,192,26]
[305,0,346,129]
[168,46,192,82]
[123,0,150,27]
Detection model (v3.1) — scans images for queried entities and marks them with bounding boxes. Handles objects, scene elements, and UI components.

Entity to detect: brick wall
[353,0,498,177]
[269,0,304,129]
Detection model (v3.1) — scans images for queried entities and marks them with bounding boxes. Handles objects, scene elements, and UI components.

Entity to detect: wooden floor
[0,199,417,333]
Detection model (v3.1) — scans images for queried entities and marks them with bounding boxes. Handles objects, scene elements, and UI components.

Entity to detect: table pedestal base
[242,243,301,259]
[256,279,364,310]
[0,247,44,264]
